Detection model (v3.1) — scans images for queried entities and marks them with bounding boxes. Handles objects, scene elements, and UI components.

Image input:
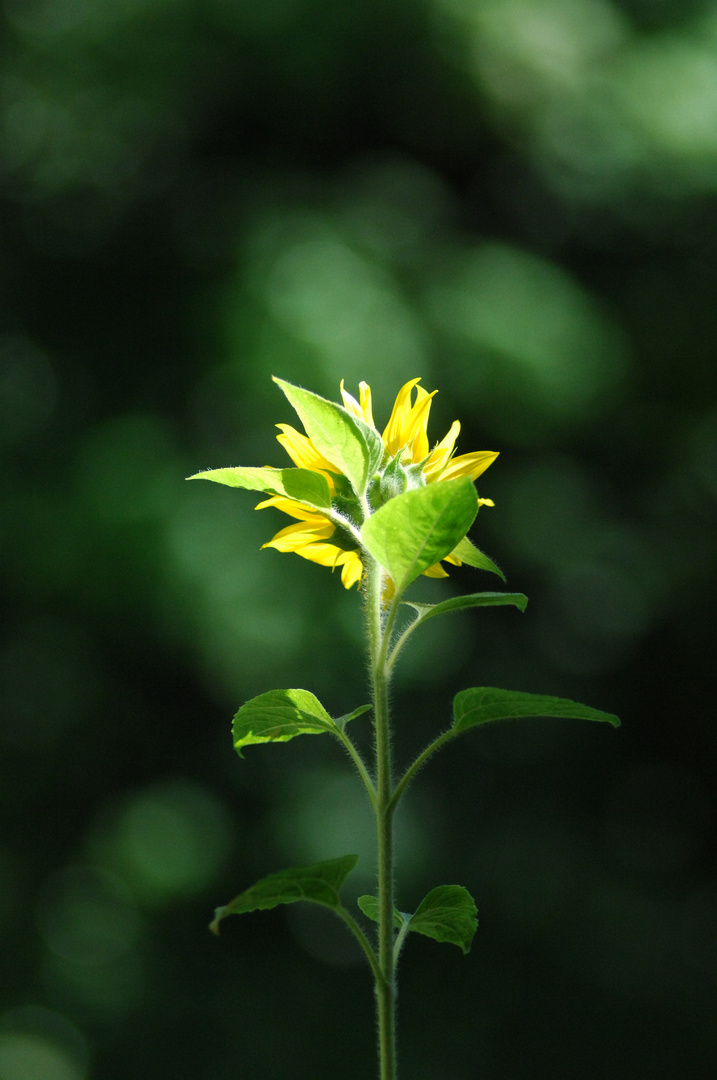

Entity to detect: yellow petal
[420,549,462,579]
[340,380,363,420]
[292,541,347,567]
[423,420,461,480]
[422,562,450,578]
[409,386,434,462]
[382,378,422,456]
[262,520,335,552]
[381,378,439,461]
[339,550,364,589]
[275,424,339,479]
[288,541,363,590]
[339,380,375,430]
[358,381,374,428]
[440,450,499,483]
[255,495,327,522]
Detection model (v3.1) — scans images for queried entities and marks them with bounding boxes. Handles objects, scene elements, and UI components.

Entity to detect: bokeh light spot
[37,866,141,966]
[109,779,234,903]
[35,866,145,1014]
[615,37,717,163]
[427,243,626,429]
[437,0,627,100]
[0,1034,80,1080]
[273,768,434,894]
[255,213,426,386]
[337,156,451,262]
[0,1006,87,1080]
[503,457,604,567]
[74,414,181,523]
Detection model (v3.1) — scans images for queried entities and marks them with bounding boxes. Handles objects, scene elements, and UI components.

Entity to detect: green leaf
[210,855,358,934]
[187,466,331,509]
[357,895,405,930]
[451,536,506,582]
[273,377,383,497]
[335,703,372,731]
[233,688,341,756]
[408,885,478,954]
[361,478,478,594]
[404,591,528,624]
[358,888,478,953]
[452,687,621,732]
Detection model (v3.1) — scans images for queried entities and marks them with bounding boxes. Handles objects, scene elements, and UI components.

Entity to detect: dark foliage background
[2,1,716,1077]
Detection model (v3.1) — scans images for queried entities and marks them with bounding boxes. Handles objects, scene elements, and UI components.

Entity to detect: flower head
[257,378,498,590]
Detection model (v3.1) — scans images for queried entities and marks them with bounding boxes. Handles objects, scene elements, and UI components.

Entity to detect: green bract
[273,377,384,498]
[451,536,506,581]
[361,477,478,594]
[187,465,332,509]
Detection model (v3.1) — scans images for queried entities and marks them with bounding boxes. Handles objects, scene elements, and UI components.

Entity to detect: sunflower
[255,378,498,590]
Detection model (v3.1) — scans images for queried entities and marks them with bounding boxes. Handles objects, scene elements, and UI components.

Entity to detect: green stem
[366,559,397,1080]
[335,729,377,809]
[392,915,412,967]
[335,906,383,987]
[385,611,422,674]
[389,730,456,815]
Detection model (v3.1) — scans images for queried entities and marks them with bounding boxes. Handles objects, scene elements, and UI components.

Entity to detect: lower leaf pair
[210,854,478,961]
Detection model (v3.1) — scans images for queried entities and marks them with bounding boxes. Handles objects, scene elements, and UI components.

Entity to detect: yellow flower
[256,378,498,589]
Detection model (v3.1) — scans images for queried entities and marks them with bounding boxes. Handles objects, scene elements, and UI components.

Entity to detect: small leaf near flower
[361,478,478,595]
[403,592,528,625]
[273,377,383,498]
[187,466,332,510]
[450,536,506,581]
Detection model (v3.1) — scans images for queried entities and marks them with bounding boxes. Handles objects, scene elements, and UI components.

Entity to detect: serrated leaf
[408,885,478,954]
[452,687,621,732]
[361,478,478,594]
[451,536,506,581]
[404,591,528,624]
[232,689,339,755]
[357,895,405,930]
[210,855,358,933]
[187,466,331,509]
[273,377,383,497]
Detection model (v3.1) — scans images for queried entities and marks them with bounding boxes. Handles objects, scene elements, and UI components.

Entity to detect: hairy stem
[366,559,397,1080]
[335,906,383,987]
[389,730,456,814]
[335,729,377,809]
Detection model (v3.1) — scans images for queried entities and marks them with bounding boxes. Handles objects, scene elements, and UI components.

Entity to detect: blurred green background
[1,0,716,1077]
